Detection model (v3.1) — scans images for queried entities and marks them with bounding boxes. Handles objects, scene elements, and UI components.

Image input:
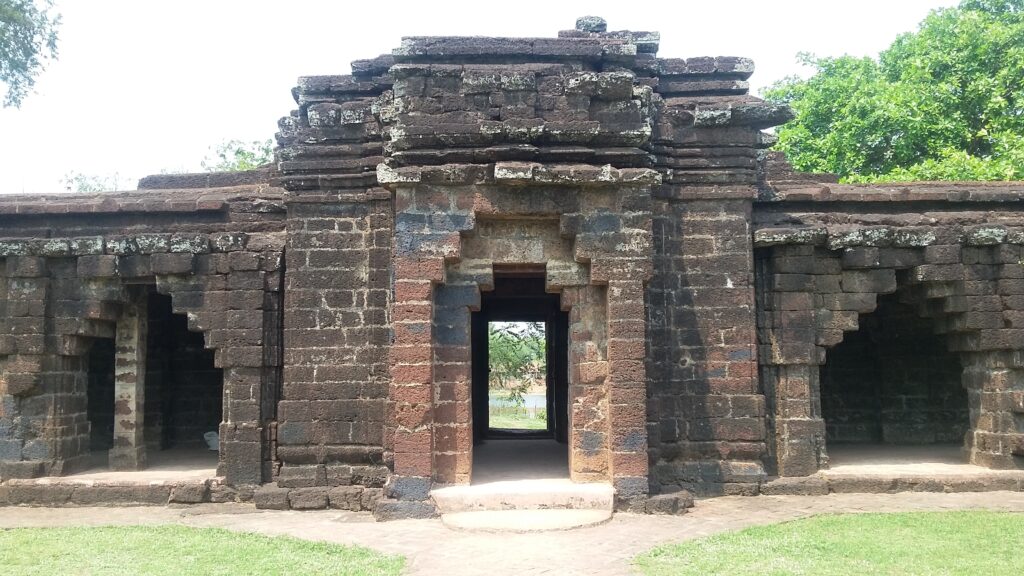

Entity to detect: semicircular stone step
[441,508,613,532]
[430,479,614,514]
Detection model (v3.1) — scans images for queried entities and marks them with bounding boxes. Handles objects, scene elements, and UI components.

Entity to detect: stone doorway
[820,293,970,467]
[471,273,569,482]
[78,289,223,474]
[145,292,223,472]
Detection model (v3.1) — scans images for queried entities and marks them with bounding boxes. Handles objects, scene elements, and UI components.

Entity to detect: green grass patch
[0,525,404,576]
[489,405,546,430]
[635,511,1024,576]
[488,413,546,429]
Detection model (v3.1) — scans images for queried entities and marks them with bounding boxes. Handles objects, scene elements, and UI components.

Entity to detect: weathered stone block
[328,486,364,511]
[68,485,172,506]
[288,487,329,510]
[150,253,195,275]
[372,498,437,521]
[0,460,44,480]
[760,476,829,496]
[169,482,210,504]
[384,474,431,501]
[5,256,46,277]
[5,483,73,505]
[77,255,119,278]
[828,475,897,494]
[254,484,291,510]
[646,491,694,515]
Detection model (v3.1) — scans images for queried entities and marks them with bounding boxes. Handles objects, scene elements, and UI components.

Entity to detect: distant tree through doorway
[488,321,547,431]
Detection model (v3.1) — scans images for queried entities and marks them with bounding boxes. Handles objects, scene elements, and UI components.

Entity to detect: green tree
[764,0,1024,182]
[488,322,546,406]
[0,0,60,108]
[61,171,130,193]
[201,139,274,172]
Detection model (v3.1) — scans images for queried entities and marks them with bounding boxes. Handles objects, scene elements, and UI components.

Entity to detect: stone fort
[1,17,1022,519]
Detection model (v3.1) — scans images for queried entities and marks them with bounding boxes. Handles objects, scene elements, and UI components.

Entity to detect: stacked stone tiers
[275,21,792,198]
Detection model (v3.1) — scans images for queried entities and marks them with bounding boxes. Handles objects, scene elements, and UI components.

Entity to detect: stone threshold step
[431,479,614,514]
[441,508,613,532]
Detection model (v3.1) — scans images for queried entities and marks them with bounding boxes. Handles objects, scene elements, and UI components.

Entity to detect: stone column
[110,289,147,470]
[606,279,650,509]
[756,246,829,477]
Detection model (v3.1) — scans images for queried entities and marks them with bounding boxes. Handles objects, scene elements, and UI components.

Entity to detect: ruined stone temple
[1,17,1023,519]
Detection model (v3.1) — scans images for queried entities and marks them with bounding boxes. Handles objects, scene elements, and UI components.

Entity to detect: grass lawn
[635,511,1024,576]
[488,412,546,430]
[0,525,404,576]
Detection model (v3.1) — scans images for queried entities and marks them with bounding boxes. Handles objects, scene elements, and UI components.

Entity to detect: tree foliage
[61,171,130,193]
[201,139,274,172]
[488,322,546,406]
[0,0,60,108]
[764,0,1024,182]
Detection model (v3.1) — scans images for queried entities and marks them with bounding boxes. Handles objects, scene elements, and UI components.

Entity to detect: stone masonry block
[288,487,329,510]
[840,269,896,293]
[5,256,46,277]
[254,484,291,510]
[150,252,195,275]
[77,255,119,278]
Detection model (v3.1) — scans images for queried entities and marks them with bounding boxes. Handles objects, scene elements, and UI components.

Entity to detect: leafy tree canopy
[201,139,274,172]
[0,0,60,108]
[488,322,546,407]
[764,0,1024,182]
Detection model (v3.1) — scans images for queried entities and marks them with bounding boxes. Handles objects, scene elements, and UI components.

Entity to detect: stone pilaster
[109,289,148,470]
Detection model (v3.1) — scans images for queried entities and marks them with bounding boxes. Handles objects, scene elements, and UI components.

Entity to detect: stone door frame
[382,163,657,509]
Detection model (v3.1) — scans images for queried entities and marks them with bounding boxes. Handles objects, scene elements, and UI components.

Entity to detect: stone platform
[762,445,1024,495]
[0,449,247,506]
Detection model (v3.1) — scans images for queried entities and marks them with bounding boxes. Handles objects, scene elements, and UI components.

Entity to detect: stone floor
[4,491,1023,575]
[472,438,568,483]
[28,448,219,484]
[824,443,1005,476]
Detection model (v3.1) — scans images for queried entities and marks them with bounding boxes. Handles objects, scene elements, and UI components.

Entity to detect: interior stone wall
[147,293,223,450]
[820,293,969,445]
[86,339,115,453]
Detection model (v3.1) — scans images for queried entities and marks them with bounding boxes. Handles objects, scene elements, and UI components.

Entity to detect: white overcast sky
[0,0,958,194]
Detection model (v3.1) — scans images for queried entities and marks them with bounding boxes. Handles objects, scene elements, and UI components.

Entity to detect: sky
[0,0,959,195]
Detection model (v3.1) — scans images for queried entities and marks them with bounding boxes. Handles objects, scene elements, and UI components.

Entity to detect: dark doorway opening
[86,338,116,455]
[147,292,224,453]
[471,271,569,481]
[821,292,970,465]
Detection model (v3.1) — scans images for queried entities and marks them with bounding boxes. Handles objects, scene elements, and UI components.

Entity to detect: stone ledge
[136,170,271,190]
[393,36,618,61]
[760,473,1024,495]
[0,479,239,506]
[753,225,1024,249]
[0,185,283,216]
[760,182,1024,203]
[377,162,660,187]
[0,478,251,507]
[0,235,286,258]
